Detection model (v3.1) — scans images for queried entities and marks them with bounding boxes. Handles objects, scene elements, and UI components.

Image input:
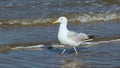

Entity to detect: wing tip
[88,35,95,39]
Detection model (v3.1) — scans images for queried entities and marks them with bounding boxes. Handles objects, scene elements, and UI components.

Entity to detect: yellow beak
[53,20,58,24]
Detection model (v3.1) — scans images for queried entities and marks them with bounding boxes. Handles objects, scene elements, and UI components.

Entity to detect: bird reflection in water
[61,58,87,68]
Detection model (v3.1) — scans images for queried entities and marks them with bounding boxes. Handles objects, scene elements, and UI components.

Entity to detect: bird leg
[73,47,78,55]
[61,48,66,55]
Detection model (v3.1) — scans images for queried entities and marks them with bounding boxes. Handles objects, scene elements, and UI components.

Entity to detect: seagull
[53,16,94,55]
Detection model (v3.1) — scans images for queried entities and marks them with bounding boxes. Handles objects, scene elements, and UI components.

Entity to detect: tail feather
[88,35,95,39]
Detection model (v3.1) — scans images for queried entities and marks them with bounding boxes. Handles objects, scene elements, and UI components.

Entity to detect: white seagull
[53,16,94,55]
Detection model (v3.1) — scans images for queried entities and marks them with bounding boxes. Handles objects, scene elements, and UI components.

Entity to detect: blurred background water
[0,0,120,68]
[0,0,119,25]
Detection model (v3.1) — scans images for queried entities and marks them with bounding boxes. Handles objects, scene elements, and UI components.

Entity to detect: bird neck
[59,23,68,33]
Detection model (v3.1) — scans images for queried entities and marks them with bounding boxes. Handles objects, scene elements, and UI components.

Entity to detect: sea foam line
[12,39,120,50]
[0,13,120,25]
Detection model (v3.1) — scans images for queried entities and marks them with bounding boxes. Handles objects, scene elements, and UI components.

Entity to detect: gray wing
[68,31,89,42]
[67,31,78,38]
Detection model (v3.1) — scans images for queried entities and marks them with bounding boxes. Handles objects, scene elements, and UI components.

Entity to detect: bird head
[53,16,67,24]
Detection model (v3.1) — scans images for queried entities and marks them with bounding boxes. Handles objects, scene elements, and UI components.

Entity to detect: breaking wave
[0,13,120,26]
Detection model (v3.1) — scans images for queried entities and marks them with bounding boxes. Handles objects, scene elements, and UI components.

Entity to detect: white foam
[76,13,120,22]
[12,39,120,50]
[82,39,120,47]
[1,13,119,25]
[12,45,44,50]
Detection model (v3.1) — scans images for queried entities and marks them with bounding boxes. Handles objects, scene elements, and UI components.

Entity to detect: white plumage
[53,16,94,55]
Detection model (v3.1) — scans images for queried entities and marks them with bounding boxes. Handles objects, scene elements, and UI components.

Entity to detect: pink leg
[73,47,78,55]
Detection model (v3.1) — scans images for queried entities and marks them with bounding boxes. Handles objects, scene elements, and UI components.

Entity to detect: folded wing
[68,31,94,43]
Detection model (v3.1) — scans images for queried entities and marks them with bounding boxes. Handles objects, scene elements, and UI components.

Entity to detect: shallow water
[0,42,120,68]
[0,22,120,45]
[0,22,120,68]
[0,0,120,68]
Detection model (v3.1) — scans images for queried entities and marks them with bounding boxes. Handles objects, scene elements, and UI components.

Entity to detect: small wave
[74,13,120,22]
[0,13,120,25]
[82,39,120,47]
[0,18,53,26]
[12,45,44,50]
[12,39,120,51]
